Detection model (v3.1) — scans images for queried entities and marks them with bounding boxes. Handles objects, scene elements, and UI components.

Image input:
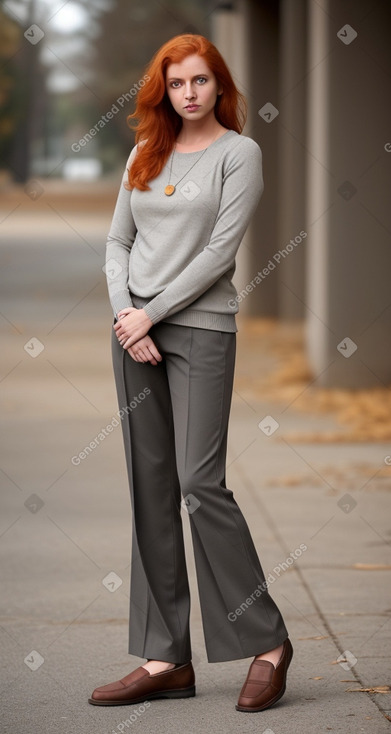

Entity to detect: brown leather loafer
[88,662,195,706]
[236,638,293,712]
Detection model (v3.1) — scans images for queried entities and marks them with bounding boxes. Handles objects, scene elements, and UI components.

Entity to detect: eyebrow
[166,74,209,81]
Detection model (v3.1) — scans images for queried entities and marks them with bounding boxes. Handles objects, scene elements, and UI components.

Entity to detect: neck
[176,113,224,146]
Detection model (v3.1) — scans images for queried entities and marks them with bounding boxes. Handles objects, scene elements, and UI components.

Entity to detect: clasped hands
[114,307,162,366]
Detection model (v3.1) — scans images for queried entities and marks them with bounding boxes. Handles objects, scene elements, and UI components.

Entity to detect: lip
[184,105,200,111]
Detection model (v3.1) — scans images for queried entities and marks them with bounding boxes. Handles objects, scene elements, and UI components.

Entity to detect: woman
[89,33,292,713]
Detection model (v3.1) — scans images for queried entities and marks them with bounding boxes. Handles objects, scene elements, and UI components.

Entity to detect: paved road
[1,199,390,733]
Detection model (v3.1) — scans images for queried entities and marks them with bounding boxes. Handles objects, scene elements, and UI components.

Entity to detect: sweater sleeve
[142,138,264,325]
[105,146,138,318]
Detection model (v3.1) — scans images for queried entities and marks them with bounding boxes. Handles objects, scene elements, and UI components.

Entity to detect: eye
[169,80,181,88]
[196,76,207,84]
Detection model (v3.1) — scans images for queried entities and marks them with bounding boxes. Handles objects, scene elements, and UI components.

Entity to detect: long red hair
[126,34,247,191]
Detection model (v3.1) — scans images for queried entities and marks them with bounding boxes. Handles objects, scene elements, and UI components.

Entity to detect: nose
[184,82,196,100]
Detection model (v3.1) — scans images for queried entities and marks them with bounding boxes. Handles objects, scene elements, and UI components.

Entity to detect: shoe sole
[235,641,293,713]
[88,685,196,706]
[235,683,286,712]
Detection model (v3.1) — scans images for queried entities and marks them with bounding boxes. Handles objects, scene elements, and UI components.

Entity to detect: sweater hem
[132,295,237,333]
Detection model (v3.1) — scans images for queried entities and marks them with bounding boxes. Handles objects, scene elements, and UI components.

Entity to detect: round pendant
[164,184,175,196]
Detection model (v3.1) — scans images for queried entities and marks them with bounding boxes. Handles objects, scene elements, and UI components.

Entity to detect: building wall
[212,0,391,387]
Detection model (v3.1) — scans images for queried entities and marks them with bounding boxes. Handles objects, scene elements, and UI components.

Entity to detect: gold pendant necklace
[164,142,211,196]
[164,184,176,196]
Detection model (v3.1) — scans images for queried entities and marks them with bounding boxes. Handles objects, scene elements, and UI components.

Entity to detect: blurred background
[1,0,391,386]
[1,2,391,733]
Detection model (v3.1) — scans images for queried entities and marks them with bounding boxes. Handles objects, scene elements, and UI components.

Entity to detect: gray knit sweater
[105,129,263,332]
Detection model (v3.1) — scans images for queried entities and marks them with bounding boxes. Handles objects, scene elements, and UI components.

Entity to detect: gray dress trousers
[111,319,289,664]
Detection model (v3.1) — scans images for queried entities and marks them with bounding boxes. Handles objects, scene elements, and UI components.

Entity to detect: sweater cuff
[143,296,169,324]
[110,289,134,317]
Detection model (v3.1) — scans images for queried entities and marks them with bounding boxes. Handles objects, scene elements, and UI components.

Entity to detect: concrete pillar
[211,0,253,315]
[245,0,280,316]
[277,0,308,320]
[212,0,281,317]
[306,0,391,387]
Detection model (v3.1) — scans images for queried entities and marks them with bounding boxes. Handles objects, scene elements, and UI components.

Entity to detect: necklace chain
[164,133,222,196]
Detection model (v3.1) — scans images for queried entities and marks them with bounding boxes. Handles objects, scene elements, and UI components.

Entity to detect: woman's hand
[114,307,153,349]
[127,335,162,366]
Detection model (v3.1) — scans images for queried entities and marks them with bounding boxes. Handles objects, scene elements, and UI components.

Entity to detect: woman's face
[165,54,222,123]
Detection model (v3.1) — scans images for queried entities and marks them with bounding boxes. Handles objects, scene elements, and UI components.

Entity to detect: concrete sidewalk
[0,208,390,733]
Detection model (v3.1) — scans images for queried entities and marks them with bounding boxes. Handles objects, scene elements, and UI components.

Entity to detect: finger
[134,350,146,362]
[144,338,162,360]
[115,322,127,336]
[117,327,129,342]
[132,347,156,365]
[114,318,130,334]
[148,344,162,362]
[123,331,145,350]
[128,349,141,362]
[129,349,156,366]
[140,351,157,365]
[139,353,151,363]
[139,348,156,365]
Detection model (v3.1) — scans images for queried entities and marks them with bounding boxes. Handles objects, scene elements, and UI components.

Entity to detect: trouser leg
[111,325,191,664]
[160,324,289,663]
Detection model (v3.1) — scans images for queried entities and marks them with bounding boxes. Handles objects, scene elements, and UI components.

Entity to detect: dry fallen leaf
[346,685,391,694]
[237,319,391,443]
[310,676,323,680]
[298,635,329,640]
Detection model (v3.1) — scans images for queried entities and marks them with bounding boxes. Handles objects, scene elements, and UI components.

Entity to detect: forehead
[166,54,212,78]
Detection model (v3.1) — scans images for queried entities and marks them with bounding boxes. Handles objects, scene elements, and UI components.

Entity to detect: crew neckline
[173,129,236,155]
